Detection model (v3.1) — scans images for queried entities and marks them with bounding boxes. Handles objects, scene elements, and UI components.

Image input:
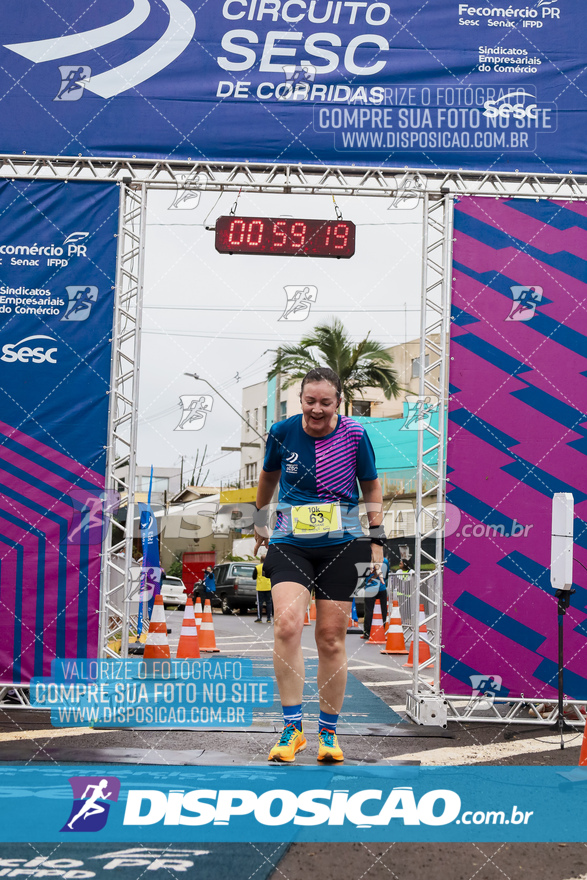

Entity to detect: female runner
[254,367,385,763]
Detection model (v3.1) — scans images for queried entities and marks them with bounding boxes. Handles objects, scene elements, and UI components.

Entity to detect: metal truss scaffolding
[2,153,587,201]
[2,155,587,720]
[100,182,147,660]
[405,192,452,728]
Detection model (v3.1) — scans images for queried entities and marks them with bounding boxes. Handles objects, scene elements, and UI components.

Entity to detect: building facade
[238,337,441,491]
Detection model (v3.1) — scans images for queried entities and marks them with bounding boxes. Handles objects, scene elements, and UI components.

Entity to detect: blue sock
[319,710,338,733]
[283,704,303,731]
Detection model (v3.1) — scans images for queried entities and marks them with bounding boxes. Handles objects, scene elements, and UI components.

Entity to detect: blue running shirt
[263,414,378,547]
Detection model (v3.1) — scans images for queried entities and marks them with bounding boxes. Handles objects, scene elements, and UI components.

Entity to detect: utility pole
[274,347,281,424]
[190,450,198,486]
[195,444,208,486]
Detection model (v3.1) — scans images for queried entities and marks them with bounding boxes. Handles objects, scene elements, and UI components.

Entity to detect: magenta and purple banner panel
[0,180,119,684]
[444,196,587,701]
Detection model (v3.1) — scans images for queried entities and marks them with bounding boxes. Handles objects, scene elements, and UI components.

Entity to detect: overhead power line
[143,329,407,341]
[144,306,419,312]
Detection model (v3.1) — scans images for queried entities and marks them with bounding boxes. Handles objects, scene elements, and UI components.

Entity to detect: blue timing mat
[251,659,405,727]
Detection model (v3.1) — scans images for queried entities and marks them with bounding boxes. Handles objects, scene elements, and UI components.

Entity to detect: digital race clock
[215,215,356,258]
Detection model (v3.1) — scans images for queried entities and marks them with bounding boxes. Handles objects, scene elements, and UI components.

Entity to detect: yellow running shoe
[268,723,307,763]
[317,728,344,763]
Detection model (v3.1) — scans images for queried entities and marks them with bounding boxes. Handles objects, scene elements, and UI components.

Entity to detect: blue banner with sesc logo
[0,179,119,685]
[0,1,585,173]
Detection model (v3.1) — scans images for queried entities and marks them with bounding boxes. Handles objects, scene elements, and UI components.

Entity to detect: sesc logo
[1,335,58,364]
[483,90,539,120]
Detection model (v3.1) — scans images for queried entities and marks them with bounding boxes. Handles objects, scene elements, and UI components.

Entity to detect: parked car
[160,575,188,609]
[214,562,258,615]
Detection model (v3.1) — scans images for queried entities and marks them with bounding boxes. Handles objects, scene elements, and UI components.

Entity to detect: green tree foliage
[268,318,400,415]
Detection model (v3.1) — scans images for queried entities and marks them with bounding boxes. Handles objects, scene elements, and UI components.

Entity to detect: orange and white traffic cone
[310,595,317,620]
[143,595,171,660]
[176,599,201,659]
[199,599,220,653]
[381,600,408,654]
[579,718,587,766]
[403,604,431,667]
[194,596,203,631]
[367,598,386,644]
[304,603,311,625]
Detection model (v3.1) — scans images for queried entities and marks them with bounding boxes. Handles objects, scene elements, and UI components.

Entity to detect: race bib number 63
[291,502,341,535]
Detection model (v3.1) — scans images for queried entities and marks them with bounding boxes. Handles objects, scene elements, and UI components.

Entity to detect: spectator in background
[397,559,414,579]
[254,548,273,623]
[361,557,389,640]
[203,566,216,602]
[395,558,414,610]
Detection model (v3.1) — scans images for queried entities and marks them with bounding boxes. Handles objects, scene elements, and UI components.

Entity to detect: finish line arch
[1,157,587,728]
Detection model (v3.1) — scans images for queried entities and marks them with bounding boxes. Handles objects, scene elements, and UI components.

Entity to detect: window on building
[245,410,250,432]
[351,401,371,417]
[136,476,169,493]
[411,355,430,378]
[280,401,287,420]
[245,462,258,486]
[262,405,267,432]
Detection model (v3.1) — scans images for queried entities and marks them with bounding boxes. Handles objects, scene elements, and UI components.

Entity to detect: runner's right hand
[253,528,269,555]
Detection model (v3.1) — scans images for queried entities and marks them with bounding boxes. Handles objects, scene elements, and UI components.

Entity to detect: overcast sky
[137,186,424,485]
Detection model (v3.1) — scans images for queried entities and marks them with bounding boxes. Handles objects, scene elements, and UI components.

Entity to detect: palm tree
[268,317,400,415]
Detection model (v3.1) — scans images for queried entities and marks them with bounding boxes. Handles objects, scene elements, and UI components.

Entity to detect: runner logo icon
[469,674,503,710]
[174,394,214,431]
[54,66,91,101]
[400,397,438,431]
[279,286,317,322]
[470,674,503,697]
[506,285,543,322]
[62,286,98,322]
[61,776,121,833]
[169,171,207,210]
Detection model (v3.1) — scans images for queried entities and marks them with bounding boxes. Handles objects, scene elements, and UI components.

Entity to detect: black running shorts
[263,539,372,602]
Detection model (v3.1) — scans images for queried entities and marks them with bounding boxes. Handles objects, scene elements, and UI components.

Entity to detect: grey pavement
[1,608,586,880]
[1,607,582,767]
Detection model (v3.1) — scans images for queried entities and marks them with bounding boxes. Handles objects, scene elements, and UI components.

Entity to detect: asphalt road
[3,606,582,767]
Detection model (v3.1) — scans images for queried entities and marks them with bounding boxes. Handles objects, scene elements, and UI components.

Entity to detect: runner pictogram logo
[62,286,98,322]
[506,285,543,322]
[61,776,121,833]
[54,66,91,102]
